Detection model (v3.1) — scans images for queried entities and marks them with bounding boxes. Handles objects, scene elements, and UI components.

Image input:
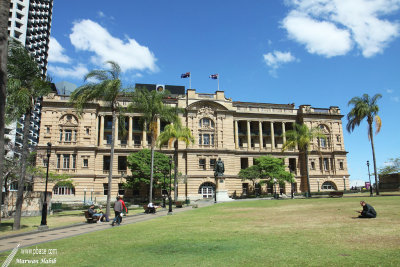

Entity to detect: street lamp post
[343,176,346,192]
[317,179,320,193]
[367,161,373,197]
[168,156,173,214]
[162,173,166,208]
[40,142,52,228]
[84,188,87,205]
[273,178,277,199]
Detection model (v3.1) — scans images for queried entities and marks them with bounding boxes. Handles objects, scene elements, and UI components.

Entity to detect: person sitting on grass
[88,204,103,223]
[357,201,377,218]
[96,205,109,222]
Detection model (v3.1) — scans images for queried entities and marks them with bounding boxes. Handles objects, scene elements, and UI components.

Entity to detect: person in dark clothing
[357,201,377,218]
[112,196,123,226]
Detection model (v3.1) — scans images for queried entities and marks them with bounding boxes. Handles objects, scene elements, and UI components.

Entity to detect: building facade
[34,88,350,203]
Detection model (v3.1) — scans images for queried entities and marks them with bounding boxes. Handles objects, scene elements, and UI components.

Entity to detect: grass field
[1,196,399,266]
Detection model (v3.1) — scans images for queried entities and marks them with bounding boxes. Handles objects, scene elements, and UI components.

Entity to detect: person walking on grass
[112,196,123,226]
[357,201,377,218]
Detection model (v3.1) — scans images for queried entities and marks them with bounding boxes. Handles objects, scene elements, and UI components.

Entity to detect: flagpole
[189,74,191,89]
[218,75,219,91]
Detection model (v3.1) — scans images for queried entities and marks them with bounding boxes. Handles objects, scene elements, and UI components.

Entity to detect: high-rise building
[5,0,54,158]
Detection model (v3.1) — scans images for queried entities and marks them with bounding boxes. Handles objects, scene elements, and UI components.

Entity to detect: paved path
[0,202,213,253]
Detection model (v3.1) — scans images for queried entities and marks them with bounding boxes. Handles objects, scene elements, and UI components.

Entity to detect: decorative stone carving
[59,114,78,126]
[197,106,214,117]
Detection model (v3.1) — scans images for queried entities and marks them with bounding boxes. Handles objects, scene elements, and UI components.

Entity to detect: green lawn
[1,197,399,266]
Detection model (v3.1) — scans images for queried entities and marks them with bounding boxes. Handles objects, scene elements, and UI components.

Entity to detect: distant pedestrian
[357,201,377,218]
[119,197,128,223]
[112,196,123,226]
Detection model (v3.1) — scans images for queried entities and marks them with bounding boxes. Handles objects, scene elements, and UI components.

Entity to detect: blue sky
[47,0,400,184]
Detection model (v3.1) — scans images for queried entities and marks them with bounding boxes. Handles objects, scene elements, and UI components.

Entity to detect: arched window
[198,182,215,198]
[53,183,75,195]
[321,181,337,191]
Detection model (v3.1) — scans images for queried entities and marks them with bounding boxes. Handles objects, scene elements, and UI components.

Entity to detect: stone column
[270,121,275,151]
[247,120,251,149]
[234,120,239,149]
[259,121,263,150]
[128,116,133,147]
[99,115,104,146]
[282,122,286,144]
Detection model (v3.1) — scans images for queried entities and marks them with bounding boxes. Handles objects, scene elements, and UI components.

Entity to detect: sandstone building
[34,87,350,203]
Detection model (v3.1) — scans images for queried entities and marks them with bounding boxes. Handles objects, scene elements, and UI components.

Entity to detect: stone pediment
[59,114,78,126]
[187,100,229,113]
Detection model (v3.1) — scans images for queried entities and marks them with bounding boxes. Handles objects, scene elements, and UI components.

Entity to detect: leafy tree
[6,40,51,229]
[70,61,125,217]
[378,157,400,176]
[239,156,294,195]
[238,165,262,194]
[0,0,11,223]
[157,120,194,201]
[347,93,382,195]
[256,156,294,185]
[129,88,178,202]
[126,149,172,198]
[282,123,325,197]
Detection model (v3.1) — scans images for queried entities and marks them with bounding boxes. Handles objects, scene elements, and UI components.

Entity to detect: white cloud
[98,11,105,18]
[48,37,71,64]
[386,89,394,93]
[69,19,157,73]
[283,0,400,57]
[263,50,297,76]
[47,64,89,80]
[390,96,399,102]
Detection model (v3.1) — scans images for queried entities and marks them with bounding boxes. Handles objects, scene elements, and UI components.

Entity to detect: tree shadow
[0,222,29,232]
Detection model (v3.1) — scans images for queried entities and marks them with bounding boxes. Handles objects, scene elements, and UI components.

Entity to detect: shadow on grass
[0,222,29,232]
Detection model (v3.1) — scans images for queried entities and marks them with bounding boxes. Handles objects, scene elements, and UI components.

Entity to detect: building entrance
[198,182,215,198]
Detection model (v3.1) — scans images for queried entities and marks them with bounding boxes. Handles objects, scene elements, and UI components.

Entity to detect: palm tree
[129,88,178,202]
[282,123,325,197]
[347,93,382,195]
[157,120,194,201]
[0,0,11,223]
[6,40,51,229]
[70,61,125,217]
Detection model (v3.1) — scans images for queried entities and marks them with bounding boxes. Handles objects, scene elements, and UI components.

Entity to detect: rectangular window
[74,130,77,141]
[46,126,50,134]
[210,158,216,169]
[198,135,202,145]
[118,156,127,171]
[323,158,329,170]
[336,135,341,142]
[83,158,88,168]
[59,130,62,141]
[103,156,111,171]
[86,127,90,135]
[211,134,214,145]
[65,130,72,142]
[319,137,326,148]
[199,159,206,170]
[118,183,125,195]
[339,161,344,170]
[241,158,249,169]
[106,135,112,145]
[63,154,70,169]
[133,135,141,145]
[310,161,315,170]
[203,134,210,145]
[72,154,76,169]
[43,158,47,167]
[57,154,61,168]
[103,183,108,195]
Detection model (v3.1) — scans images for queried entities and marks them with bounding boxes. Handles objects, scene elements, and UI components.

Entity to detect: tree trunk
[13,111,31,230]
[149,138,155,203]
[369,122,380,195]
[305,148,311,197]
[106,108,116,218]
[0,0,11,224]
[173,140,178,201]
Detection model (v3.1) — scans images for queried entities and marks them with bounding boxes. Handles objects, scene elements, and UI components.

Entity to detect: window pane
[203,134,210,145]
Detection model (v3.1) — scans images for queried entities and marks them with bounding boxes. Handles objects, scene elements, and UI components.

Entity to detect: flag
[209,74,218,79]
[181,72,190,78]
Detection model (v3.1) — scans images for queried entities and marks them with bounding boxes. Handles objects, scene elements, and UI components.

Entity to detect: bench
[329,191,344,198]
[175,201,183,208]
[83,211,100,223]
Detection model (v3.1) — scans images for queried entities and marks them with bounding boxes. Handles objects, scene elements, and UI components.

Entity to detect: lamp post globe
[40,143,52,228]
